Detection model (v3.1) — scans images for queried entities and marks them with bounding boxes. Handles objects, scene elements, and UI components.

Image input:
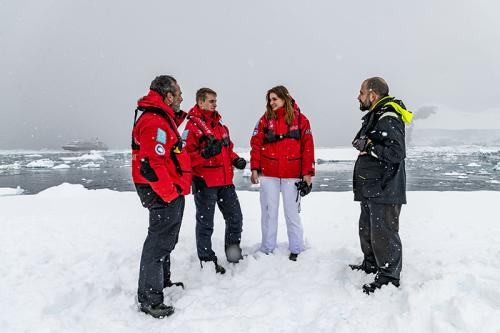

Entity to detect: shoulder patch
[155,143,165,155]
[252,121,260,136]
[156,128,167,144]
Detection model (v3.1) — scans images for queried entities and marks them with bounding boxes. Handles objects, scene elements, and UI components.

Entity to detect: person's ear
[369,91,378,104]
[164,92,174,105]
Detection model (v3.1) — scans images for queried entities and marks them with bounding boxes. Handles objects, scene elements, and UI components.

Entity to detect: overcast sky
[1,0,499,149]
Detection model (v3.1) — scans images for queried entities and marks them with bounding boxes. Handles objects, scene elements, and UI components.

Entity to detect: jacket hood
[371,96,413,124]
[137,90,175,117]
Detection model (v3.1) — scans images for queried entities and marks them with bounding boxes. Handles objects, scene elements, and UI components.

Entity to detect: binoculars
[295,180,312,197]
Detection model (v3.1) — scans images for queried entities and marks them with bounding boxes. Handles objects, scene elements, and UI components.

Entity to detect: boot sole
[140,306,175,318]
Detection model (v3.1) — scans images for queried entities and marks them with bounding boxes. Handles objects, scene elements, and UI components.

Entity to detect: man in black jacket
[350,77,413,294]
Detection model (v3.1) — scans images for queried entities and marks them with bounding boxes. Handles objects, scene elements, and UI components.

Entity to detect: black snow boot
[200,259,226,274]
[289,253,299,261]
[164,279,185,289]
[213,260,226,274]
[225,244,243,263]
[163,272,185,289]
[362,274,400,294]
[140,303,175,318]
[349,262,377,274]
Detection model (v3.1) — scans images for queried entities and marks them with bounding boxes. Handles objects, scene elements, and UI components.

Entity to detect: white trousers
[259,176,304,254]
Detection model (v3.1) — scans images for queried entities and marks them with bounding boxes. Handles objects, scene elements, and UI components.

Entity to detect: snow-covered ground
[0,186,24,196]
[1,184,500,332]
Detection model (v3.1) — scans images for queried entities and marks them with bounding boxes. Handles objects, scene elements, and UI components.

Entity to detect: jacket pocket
[262,154,278,160]
[261,154,278,175]
[285,156,301,177]
[135,183,167,208]
[191,176,207,193]
[360,178,383,198]
[140,157,158,182]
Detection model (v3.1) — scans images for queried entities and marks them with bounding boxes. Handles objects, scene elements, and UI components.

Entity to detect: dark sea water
[1,146,499,195]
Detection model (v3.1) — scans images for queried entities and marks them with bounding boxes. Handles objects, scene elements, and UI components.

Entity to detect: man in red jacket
[132,75,192,318]
[184,88,247,273]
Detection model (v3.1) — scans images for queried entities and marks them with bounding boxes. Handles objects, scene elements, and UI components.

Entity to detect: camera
[352,135,368,152]
[295,180,312,197]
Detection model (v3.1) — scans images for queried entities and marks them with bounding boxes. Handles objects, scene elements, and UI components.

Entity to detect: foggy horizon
[1,0,499,150]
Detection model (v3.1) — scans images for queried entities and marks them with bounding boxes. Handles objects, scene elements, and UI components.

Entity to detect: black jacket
[353,96,409,204]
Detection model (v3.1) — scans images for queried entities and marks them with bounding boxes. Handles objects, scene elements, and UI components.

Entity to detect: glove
[201,138,223,159]
[352,135,368,152]
[232,157,247,170]
[295,180,312,197]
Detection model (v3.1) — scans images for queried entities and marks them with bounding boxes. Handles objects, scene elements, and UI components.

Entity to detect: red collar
[189,105,221,122]
[275,107,286,117]
[137,90,175,117]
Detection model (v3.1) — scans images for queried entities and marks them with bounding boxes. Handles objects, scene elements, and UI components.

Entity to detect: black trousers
[137,195,185,306]
[194,185,243,261]
[359,201,402,280]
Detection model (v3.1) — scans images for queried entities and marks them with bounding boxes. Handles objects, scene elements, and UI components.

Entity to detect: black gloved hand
[232,157,247,170]
[352,135,368,152]
[295,180,312,197]
[201,138,223,159]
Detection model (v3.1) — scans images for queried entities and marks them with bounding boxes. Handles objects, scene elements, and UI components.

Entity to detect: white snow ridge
[1,184,499,332]
[0,186,24,196]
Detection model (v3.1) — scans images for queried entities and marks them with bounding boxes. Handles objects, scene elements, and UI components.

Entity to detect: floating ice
[62,151,105,162]
[0,163,21,170]
[444,172,467,176]
[26,159,55,168]
[80,162,100,168]
[53,164,71,169]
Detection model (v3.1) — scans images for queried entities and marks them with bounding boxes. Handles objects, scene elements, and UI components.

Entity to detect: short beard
[171,103,181,113]
[359,99,371,111]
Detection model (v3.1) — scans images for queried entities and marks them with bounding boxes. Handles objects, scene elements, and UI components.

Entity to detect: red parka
[184,105,239,187]
[250,107,315,178]
[132,90,192,203]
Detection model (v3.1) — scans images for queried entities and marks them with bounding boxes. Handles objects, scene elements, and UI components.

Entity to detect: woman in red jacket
[250,85,315,261]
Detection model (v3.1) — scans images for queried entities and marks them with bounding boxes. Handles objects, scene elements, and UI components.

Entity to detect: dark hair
[365,77,389,97]
[266,85,295,125]
[196,87,217,104]
[150,75,177,97]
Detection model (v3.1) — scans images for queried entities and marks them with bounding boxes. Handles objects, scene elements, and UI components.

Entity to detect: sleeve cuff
[366,142,379,159]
